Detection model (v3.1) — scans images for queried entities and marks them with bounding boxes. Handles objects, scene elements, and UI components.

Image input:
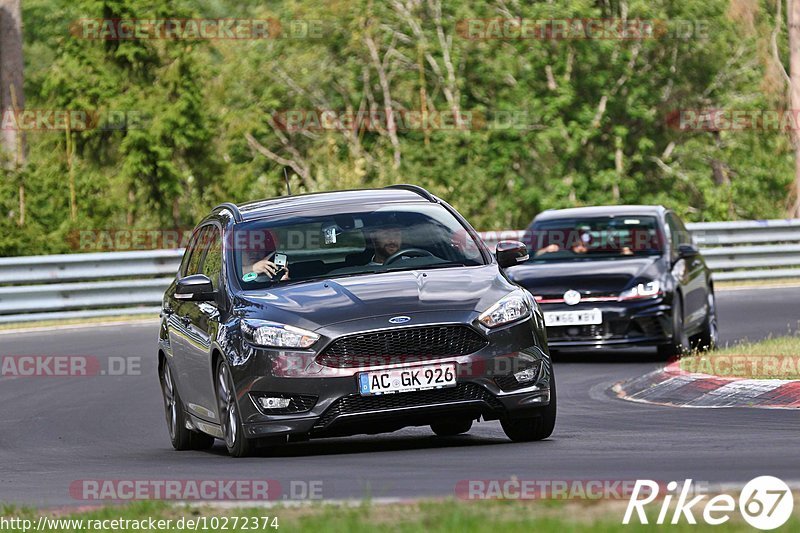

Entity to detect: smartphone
[274,253,287,268]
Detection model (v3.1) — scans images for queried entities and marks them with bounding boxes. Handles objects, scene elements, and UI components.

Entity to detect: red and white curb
[612,361,800,409]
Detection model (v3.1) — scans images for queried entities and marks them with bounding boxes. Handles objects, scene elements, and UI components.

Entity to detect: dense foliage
[0,0,794,255]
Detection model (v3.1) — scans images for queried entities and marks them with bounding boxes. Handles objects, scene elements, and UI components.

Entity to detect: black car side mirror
[175,274,215,301]
[496,241,529,268]
[678,243,700,259]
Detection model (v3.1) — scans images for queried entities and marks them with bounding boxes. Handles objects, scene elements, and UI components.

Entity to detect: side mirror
[677,243,699,259]
[175,274,215,301]
[496,240,529,268]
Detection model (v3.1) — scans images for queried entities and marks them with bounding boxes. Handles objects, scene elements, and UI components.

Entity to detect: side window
[675,216,692,246]
[665,214,679,255]
[666,213,690,253]
[200,228,223,290]
[178,230,199,276]
[184,226,210,277]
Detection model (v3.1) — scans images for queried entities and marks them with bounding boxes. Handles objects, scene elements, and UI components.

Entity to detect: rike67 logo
[623,477,794,530]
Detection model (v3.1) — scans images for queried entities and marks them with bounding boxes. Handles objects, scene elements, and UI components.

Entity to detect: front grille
[494,375,522,390]
[633,316,664,337]
[313,383,503,428]
[316,325,488,368]
[547,324,607,340]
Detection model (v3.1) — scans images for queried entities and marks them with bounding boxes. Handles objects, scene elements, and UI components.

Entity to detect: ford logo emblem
[389,316,411,324]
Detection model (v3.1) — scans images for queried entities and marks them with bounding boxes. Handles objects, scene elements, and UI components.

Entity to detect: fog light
[514,366,538,384]
[258,397,292,410]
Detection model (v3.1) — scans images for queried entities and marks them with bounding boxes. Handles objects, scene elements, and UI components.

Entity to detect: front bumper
[229,318,552,439]
[243,381,551,439]
[542,297,672,349]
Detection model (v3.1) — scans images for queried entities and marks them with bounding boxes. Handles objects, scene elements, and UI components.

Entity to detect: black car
[157,185,555,457]
[506,205,718,355]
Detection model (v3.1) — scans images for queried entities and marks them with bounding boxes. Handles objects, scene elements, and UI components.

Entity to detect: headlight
[478,292,530,328]
[619,281,661,300]
[242,319,319,348]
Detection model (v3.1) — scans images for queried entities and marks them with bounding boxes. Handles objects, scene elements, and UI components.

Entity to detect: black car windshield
[525,215,665,262]
[232,203,486,287]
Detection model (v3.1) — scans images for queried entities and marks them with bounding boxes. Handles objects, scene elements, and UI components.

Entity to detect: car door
[166,226,209,400]
[168,225,217,422]
[179,223,225,423]
[667,212,706,330]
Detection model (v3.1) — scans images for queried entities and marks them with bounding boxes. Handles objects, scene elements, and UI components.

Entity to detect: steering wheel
[383,248,435,265]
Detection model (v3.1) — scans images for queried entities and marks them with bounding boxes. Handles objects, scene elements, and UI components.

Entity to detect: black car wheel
[160,361,214,451]
[658,295,690,357]
[431,418,473,437]
[692,290,719,351]
[500,373,557,442]
[216,359,254,458]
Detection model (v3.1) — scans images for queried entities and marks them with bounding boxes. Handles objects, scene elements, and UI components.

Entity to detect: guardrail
[0,219,797,323]
[0,250,182,323]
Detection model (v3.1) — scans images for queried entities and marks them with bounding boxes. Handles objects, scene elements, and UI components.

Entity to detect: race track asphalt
[0,286,798,506]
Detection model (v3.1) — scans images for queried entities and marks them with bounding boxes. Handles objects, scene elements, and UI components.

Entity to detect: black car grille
[316,325,488,368]
[633,316,665,337]
[313,383,504,429]
[494,375,522,391]
[547,324,607,340]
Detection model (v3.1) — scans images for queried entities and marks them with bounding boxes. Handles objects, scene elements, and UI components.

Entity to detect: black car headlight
[619,280,662,300]
[242,319,319,349]
[478,291,531,328]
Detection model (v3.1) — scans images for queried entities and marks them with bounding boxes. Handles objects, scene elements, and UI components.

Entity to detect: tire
[216,359,255,458]
[160,361,215,451]
[500,372,557,442]
[692,290,719,352]
[657,295,690,358]
[431,418,473,437]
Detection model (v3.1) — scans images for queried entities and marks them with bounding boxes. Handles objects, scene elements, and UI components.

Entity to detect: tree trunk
[0,0,26,165]
[0,0,26,225]
[789,0,800,217]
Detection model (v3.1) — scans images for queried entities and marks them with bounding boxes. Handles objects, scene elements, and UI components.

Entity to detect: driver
[368,225,403,265]
[243,249,290,281]
[535,226,590,256]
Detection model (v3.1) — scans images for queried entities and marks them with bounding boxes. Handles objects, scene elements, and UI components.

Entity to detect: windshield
[231,203,486,288]
[525,215,665,262]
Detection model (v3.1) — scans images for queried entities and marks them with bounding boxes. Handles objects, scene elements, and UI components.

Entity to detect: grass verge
[715,277,800,290]
[0,314,158,332]
[679,335,800,379]
[2,497,800,532]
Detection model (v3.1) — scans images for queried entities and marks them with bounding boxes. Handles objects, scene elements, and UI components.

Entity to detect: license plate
[544,309,602,326]
[358,363,457,396]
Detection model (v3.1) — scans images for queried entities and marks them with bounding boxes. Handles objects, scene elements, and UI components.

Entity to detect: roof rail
[213,202,243,222]
[385,184,438,203]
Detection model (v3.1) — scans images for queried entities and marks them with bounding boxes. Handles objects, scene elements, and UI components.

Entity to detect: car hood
[506,256,664,296]
[234,264,516,331]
